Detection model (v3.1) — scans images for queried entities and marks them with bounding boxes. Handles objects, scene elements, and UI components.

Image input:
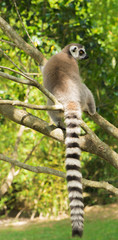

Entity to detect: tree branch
[80,119,118,169]
[0,38,16,46]
[0,104,118,170]
[0,71,32,85]
[0,104,63,141]
[0,16,47,66]
[12,0,35,47]
[82,178,118,195]
[0,48,25,73]
[0,154,118,195]
[89,112,118,140]
[0,154,65,178]
[0,137,45,198]
[24,137,45,164]
[0,100,63,111]
[0,66,62,105]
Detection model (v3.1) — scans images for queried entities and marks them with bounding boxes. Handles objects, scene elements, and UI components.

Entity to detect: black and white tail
[64,106,84,238]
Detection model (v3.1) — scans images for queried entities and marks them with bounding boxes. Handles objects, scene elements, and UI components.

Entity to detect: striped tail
[64,106,84,237]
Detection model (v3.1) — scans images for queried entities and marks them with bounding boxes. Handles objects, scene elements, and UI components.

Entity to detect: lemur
[42,43,96,237]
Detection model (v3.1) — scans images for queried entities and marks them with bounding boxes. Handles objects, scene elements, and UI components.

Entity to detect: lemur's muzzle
[84,54,89,59]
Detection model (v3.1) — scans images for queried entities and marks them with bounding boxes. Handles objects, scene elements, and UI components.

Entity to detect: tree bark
[89,112,118,140]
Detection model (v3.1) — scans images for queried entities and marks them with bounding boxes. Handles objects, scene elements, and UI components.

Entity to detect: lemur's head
[63,43,88,60]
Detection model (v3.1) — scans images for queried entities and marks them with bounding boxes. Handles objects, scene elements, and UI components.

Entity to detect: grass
[0,217,118,240]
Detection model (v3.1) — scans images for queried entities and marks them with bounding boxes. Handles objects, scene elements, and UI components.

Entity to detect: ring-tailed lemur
[43,43,96,237]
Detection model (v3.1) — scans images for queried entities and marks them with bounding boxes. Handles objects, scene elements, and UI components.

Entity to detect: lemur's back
[43,51,81,100]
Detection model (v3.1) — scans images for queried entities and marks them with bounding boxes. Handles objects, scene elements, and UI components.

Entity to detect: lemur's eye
[72,47,77,52]
[79,50,84,56]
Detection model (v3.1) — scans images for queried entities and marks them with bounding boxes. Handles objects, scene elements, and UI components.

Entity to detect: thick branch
[0,100,63,111]
[80,119,118,169]
[0,104,63,141]
[0,104,118,170]
[89,112,118,140]
[0,16,47,66]
[0,154,118,195]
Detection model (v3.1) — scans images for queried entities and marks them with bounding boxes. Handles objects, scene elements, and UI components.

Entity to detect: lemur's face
[69,45,88,60]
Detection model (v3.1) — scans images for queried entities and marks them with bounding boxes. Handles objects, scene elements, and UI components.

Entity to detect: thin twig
[0,48,25,73]
[12,0,35,47]
[0,66,27,76]
[0,100,63,111]
[24,137,45,163]
[0,66,62,105]
[16,53,27,72]
[0,71,33,85]
[26,73,40,76]
[0,38,16,46]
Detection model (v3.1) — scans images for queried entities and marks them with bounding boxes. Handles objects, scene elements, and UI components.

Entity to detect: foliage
[0,0,118,217]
